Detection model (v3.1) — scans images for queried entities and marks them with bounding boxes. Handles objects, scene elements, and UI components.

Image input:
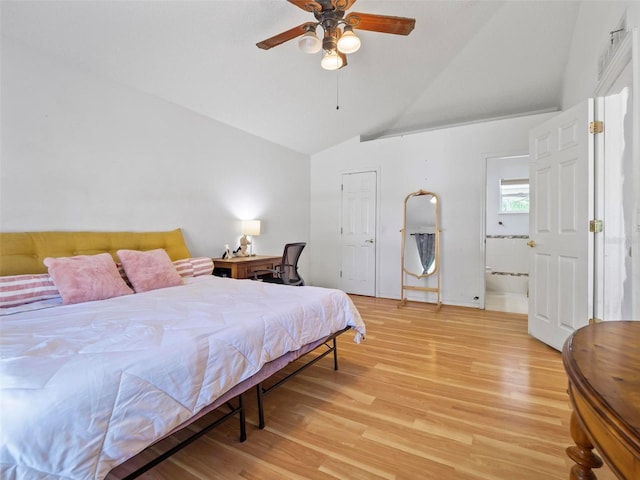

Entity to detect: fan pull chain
[336,71,340,110]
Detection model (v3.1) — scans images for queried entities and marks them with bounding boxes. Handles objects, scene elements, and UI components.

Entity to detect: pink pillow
[117,249,182,293]
[43,253,133,305]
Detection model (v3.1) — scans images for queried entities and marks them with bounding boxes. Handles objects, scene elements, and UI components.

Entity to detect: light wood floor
[140,296,617,480]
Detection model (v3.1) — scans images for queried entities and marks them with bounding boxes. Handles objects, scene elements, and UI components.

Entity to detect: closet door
[340,171,377,296]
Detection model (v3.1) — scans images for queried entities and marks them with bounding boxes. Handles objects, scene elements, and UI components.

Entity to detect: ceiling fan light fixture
[298,29,322,54]
[337,26,361,54]
[321,49,343,70]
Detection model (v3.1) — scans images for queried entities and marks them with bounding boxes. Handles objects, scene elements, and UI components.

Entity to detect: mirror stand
[398,189,441,310]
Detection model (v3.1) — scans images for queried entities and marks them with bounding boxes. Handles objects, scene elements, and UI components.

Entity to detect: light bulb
[298,31,322,54]
[337,28,361,54]
[321,50,343,70]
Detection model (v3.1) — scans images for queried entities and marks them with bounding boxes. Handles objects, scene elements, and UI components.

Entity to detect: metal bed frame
[118,398,246,480]
[108,326,351,479]
[256,327,349,429]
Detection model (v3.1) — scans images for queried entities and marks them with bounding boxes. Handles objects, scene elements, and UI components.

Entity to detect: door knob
[527,240,536,248]
[365,239,375,243]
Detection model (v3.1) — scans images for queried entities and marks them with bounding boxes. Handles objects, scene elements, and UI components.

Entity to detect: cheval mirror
[399,189,441,310]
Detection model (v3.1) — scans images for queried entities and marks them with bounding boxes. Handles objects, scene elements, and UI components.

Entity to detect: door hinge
[589,121,604,134]
[589,219,604,233]
[339,270,342,278]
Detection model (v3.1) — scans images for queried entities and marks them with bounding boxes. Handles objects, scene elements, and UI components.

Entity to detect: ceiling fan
[256,0,415,70]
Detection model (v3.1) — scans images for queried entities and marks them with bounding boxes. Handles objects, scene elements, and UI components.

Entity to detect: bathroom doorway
[484,153,529,314]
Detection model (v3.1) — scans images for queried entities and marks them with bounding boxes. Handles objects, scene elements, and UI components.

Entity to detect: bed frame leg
[333,337,339,371]
[239,393,247,442]
[256,383,265,429]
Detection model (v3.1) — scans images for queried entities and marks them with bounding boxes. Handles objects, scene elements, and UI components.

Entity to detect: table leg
[566,410,603,480]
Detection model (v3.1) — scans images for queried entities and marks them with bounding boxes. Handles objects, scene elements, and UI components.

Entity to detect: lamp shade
[337,28,361,54]
[242,220,261,236]
[298,31,322,54]
[321,50,343,70]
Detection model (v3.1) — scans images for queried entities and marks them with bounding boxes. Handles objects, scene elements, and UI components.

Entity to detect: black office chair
[253,242,306,286]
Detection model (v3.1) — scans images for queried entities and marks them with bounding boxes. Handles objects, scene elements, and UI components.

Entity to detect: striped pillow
[173,258,194,278]
[173,257,214,278]
[0,274,61,308]
[190,257,214,277]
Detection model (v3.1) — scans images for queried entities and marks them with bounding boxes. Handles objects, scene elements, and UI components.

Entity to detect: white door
[340,171,377,296]
[528,100,594,351]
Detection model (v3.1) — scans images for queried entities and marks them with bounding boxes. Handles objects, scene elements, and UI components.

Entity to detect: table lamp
[241,220,261,256]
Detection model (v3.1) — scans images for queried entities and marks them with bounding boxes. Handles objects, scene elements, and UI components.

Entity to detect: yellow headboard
[0,229,192,276]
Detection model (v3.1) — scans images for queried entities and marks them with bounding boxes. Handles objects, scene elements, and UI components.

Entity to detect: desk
[212,255,281,280]
[562,321,640,480]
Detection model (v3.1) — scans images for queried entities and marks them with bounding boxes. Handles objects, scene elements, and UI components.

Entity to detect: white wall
[309,112,554,307]
[562,2,640,110]
[485,237,529,295]
[0,39,311,270]
[4,1,638,300]
[309,1,640,308]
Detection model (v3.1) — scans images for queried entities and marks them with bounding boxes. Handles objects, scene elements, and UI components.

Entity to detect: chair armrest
[252,268,279,280]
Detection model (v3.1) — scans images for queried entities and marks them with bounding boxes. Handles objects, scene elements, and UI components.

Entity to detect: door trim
[593,28,639,320]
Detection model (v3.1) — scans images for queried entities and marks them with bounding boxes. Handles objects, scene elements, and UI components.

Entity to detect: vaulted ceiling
[1,1,581,155]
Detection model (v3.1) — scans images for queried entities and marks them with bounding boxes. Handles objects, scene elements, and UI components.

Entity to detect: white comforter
[0,276,365,480]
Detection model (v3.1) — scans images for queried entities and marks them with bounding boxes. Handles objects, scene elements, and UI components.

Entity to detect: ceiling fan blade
[256,23,315,50]
[287,0,322,12]
[338,51,348,69]
[332,0,357,10]
[345,12,416,36]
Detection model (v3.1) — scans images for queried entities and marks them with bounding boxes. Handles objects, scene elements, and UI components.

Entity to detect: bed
[0,229,366,480]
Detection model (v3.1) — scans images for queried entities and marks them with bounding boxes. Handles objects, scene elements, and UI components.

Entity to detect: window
[499,178,529,213]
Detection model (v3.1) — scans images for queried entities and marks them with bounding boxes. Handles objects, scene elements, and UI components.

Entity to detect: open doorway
[484,153,529,314]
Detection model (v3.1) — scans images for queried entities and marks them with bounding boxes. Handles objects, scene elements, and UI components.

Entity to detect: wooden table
[212,255,281,280]
[562,321,640,480]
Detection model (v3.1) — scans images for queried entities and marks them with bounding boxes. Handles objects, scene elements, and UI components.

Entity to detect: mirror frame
[402,189,440,279]
[400,189,441,309]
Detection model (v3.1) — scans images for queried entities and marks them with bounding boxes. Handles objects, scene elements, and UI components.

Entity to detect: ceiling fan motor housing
[316,8,344,43]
